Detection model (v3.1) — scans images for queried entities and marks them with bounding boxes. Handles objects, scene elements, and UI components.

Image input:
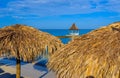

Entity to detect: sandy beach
[0,58,56,78]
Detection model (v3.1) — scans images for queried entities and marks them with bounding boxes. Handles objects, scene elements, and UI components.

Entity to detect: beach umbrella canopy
[48,22,120,78]
[69,23,79,30]
[0,24,63,78]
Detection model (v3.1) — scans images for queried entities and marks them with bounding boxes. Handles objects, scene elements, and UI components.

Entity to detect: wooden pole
[71,35,75,41]
[16,50,21,78]
[16,58,21,78]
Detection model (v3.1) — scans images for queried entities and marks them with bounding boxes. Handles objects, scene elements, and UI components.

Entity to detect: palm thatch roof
[0,24,63,62]
[69,23,79,30]
[48,22,120,78]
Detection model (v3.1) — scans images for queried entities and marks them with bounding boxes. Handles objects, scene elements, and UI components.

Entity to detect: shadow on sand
[0,69,4,74]
[33,58,49,78]
[0,58,27,78]
[0,58,50,78]
[0,58,28,66]
[0,68,24,78]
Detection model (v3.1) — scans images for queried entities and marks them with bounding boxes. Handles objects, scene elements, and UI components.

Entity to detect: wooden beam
[56,35,80,38]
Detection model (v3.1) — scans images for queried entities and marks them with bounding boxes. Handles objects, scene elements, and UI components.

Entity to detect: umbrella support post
[16,58,21,78]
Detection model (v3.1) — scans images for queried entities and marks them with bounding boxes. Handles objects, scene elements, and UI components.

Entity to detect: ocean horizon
[40,29,94,44]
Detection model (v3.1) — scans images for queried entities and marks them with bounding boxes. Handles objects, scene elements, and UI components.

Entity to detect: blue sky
[0,0,120,29]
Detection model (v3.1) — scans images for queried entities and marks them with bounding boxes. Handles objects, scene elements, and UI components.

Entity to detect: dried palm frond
[48,22,120,78]
[0,24,63,62]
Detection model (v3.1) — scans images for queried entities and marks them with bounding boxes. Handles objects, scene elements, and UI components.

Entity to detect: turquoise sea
[40,29,93,44]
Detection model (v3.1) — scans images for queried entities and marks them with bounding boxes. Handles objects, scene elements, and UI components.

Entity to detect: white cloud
[0,0,120,17]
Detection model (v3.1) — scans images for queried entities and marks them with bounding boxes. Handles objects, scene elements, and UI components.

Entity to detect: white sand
[0,58,56,78]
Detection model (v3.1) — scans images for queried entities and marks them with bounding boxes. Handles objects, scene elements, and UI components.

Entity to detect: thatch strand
[48,22,120,78]
[0,24,63,62]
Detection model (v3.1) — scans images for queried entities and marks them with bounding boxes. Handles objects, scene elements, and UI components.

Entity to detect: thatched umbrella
[0,24,63,78]
[48,22,120,78]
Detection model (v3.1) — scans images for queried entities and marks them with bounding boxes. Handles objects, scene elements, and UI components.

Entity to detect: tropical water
[40,29,93,44]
